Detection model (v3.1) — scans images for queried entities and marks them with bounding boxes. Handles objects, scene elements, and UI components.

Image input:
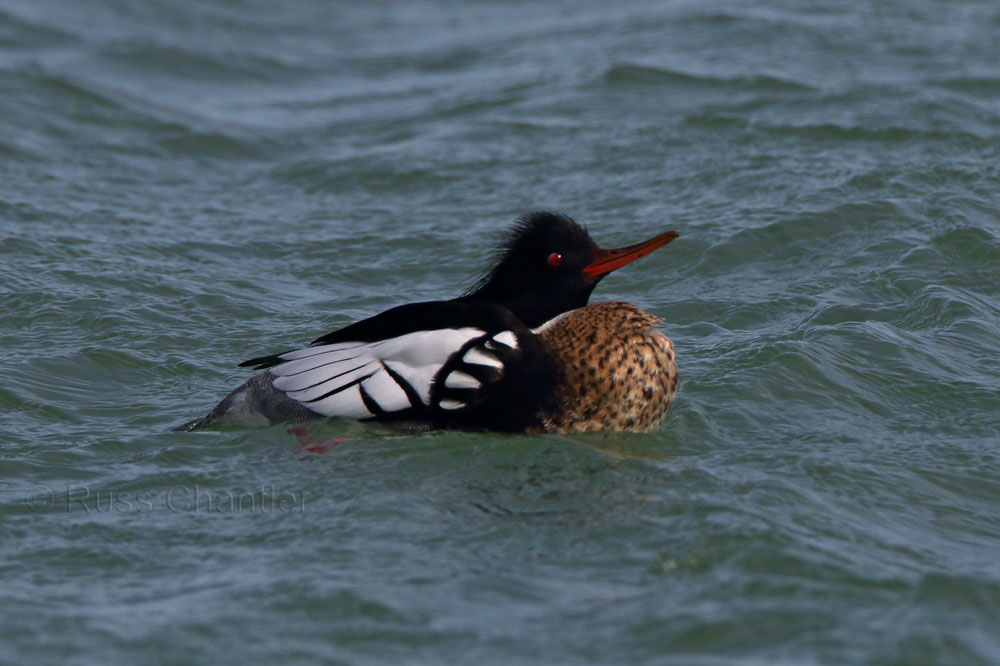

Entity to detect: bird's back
[534,301,677,433]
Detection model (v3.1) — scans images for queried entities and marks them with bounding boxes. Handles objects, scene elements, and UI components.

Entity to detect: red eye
[547,253,563,267]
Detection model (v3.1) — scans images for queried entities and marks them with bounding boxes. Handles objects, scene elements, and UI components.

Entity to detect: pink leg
[288,425,346,454]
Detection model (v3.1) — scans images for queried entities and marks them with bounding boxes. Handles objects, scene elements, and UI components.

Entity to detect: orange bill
[583,230,679,279]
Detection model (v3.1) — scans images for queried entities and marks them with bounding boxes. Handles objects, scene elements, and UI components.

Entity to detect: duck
[177,212,678,433]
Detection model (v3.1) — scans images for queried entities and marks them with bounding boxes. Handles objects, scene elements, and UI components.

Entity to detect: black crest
[460,212,601,327]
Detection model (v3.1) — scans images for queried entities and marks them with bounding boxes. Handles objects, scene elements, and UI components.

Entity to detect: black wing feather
[240,300,526,368]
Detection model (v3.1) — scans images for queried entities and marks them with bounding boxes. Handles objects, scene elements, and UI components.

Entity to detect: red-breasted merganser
[178,212,678,433]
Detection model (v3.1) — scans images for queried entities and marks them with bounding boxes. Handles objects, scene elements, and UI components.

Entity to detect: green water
[2,0,1000,664]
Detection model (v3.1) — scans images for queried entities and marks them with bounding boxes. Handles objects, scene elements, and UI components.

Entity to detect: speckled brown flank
[533,301,678,433]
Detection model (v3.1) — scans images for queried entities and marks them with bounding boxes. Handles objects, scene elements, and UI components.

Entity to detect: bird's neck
[460,287,573,330]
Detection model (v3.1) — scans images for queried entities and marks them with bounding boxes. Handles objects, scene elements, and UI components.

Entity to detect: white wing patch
[463,348,502,369]
[444,371,480,390]
[356,369,411,413]
[275,341,366,361]
[307,375,381,419]
[491,331,518,349]
[267,326,513,420]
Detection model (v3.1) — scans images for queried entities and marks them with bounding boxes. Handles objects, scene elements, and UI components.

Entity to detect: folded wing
[265,327,521,421]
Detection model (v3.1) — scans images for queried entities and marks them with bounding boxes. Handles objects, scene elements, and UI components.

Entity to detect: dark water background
[2,0,1000,663]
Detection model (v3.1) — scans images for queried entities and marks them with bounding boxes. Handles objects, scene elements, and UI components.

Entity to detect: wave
[604,63,817,93]
[0,6,78,49]
[97,40,311,84]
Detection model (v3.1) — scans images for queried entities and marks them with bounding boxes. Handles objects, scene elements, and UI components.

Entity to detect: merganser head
[463,212,678,328]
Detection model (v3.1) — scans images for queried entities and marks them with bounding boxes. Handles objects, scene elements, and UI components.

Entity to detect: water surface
[2,1,1000,664]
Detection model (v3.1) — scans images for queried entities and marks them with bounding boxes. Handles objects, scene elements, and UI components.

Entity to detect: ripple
[155,130,267,159]
[266,157,452,196]
[0,7,77,50]
[604,62,817,93]
[794,122,984,143]
[930,75,1000,98]
[97,41,307,84]
[695,199,907,277]
[31,69,120,109]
